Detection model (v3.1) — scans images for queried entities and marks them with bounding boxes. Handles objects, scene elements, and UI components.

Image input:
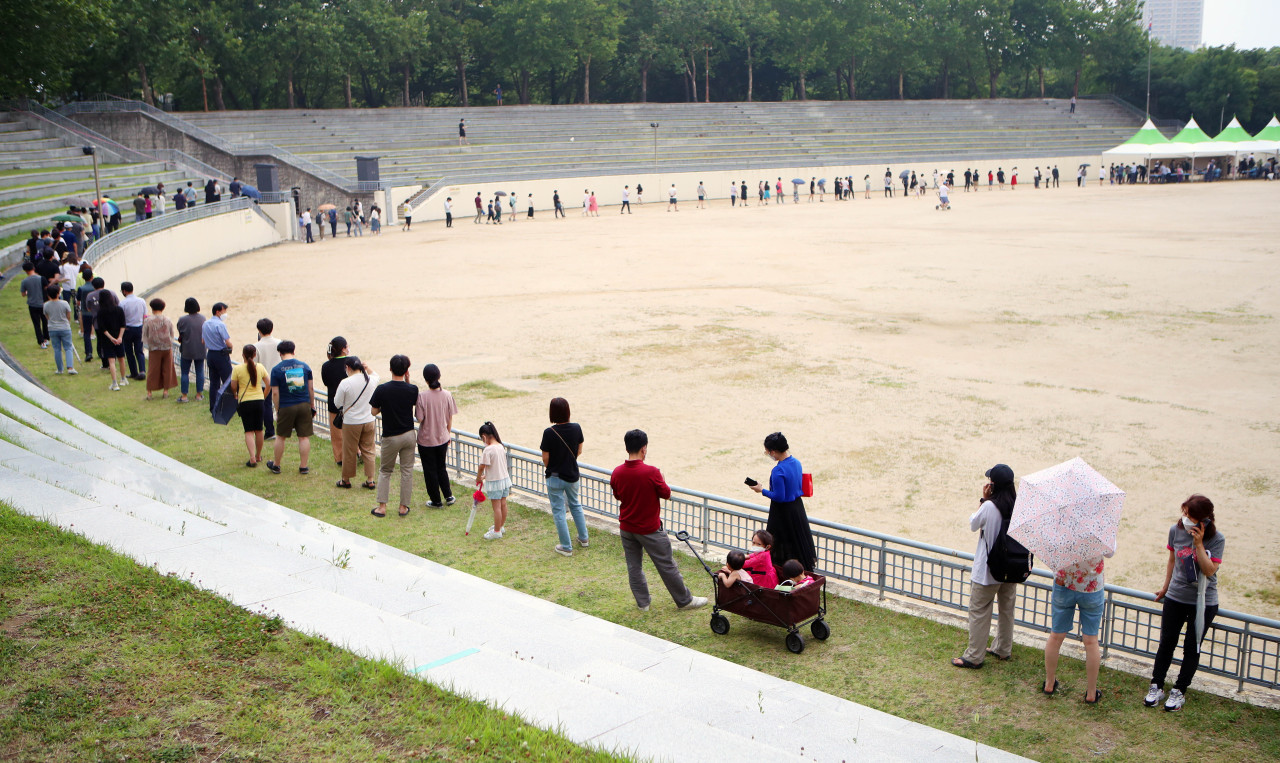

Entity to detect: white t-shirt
[301,211,312,225]
[370,209,380,221]
[443,199,452,214]
[254,336,281,371]
[622,188,629,201]
[154,193,165,213]
[668,187,677,199]
[59,263,79,287]
[334,371,380,426]
[729,183,736,197]
[697,184,705,197]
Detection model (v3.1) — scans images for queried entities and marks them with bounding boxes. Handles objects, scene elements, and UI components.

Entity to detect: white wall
[95,206,285,293]
[408,154,1100,221]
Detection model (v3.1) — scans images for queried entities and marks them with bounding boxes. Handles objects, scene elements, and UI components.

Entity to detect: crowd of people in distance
[956,464,1225,713]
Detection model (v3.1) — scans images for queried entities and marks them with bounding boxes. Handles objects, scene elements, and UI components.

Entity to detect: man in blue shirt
[201,302,233,414]
[119,282,147,380]
[267,340,315,475]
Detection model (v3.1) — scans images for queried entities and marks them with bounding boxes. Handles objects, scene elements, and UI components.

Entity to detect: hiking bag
[985,512,1033,583]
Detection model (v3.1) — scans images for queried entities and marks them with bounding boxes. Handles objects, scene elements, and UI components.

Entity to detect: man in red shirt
[610,430,707,612]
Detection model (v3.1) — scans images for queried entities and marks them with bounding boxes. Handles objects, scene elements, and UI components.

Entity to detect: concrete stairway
[0,360,1026,763]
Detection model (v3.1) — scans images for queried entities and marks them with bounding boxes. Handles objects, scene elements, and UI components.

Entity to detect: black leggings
[1150,598,1219,692]
[417,442,453,504]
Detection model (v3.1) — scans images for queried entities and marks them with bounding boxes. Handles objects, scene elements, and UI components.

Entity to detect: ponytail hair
[344,355,368,383]
[1183,494,1217,543]
[241,344,258,387]
[479,421,502,444]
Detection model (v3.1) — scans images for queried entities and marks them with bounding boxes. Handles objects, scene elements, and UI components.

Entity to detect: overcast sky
[1201,0,1280,50]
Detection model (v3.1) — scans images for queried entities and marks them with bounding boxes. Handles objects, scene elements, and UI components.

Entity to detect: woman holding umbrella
[747,432,816,573]
[1144,494,1225,712]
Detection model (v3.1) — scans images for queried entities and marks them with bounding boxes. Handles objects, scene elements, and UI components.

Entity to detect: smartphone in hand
[744,477,758,487]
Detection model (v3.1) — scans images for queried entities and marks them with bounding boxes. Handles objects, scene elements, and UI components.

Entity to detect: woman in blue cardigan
[748,432,818,572]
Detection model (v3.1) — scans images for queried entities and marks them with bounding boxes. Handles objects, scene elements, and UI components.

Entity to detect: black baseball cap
[985,464,1014,485]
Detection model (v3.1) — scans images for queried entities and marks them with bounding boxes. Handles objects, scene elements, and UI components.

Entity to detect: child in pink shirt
[742,529,779,589]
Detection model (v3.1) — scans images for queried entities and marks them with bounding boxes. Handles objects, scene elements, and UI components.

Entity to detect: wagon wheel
[710,614,730,635]
[811,619,831,641]
[785,632,805,654]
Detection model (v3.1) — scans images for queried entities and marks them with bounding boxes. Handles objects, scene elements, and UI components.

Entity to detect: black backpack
[986,511,1033,583]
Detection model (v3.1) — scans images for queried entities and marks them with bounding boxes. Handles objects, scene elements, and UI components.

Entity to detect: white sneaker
[482,527,502,540]
[577,537,589,548]
[1164,688,1185,712]
[679,596,709,610]
[445,496,456,506]
[120,377,129,386]
[637,603,650,612]
[54,369,62,375]
[553,544,573,557]
[109,382,119,391]
[67,368,77,375]
[1143,684,1165,708]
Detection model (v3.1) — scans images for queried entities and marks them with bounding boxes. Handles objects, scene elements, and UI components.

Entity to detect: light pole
[650,122,659,166]
[83,146,102,238]
[1219,92,1230,133]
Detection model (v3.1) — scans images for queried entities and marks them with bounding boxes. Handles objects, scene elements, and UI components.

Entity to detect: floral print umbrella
[1009,457,1125,574]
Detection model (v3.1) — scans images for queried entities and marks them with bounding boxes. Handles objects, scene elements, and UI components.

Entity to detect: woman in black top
[320,336,349,465]
[540,397,587,556]
[95,290,127,390]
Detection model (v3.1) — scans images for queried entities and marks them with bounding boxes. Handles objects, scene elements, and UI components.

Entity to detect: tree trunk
[287,64,296,109]
[403,64,411,107]
[200,73,209,111]
[988,70,999,99]
[848,53,856,99]
[214,76,226,110]
[640,62,649,103]
[746,45,754,102]
[898,69,904,99]
[138,61,153,106]
[519,69,531,104]
[550,67,558,105]
[1038,66,1045,98]
[583,54,591,104]
[798,72,807,101]
[457,57,469,107]
[686,53,698,102]
[1073,66,1081,97]
[941,61,950,98]
[345,73,352,108]
[704,46,710,103]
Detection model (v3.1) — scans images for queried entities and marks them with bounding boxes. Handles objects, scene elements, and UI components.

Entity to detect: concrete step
[0,162,171,189]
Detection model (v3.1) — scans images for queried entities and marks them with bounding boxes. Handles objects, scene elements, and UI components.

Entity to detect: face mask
[1181,516,1197,532]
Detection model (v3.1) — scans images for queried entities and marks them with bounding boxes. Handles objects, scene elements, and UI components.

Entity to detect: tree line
[5,0,1279,132]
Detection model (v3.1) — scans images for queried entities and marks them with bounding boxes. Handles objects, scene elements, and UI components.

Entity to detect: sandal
[1042,680,1061,696]
[1084,688,1104,705]
[362,481,377,490]
[398,506,411,517]
[951,657,982,669]
[986,648,1010,661]
[370,508,386,518]
[245,460,257,468]
[335,480,352,488]
[299,467,309,475]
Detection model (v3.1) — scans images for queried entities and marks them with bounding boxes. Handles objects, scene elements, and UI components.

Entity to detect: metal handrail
[85,197,261,267]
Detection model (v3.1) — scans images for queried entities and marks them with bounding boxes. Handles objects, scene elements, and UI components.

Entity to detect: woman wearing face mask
[1144,494,1225,712]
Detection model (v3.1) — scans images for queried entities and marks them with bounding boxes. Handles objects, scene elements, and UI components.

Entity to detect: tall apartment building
[1143,0,1204,51]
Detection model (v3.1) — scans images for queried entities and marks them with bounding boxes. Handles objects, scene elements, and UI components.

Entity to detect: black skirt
[767,496,818,573]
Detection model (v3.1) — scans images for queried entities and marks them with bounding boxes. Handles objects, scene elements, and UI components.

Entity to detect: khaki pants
[376,430,416,507]
[963,580,1018,665]
[340,420,376,482]
[328,411,344,463]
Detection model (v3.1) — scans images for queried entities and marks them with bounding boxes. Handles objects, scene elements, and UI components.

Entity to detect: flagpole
[1145,19,1152,117]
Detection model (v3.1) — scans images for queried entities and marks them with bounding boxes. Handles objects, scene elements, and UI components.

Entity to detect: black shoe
[265,461,281,474]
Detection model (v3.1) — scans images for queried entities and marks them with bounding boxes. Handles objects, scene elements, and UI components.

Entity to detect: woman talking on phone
[747,432,816,572]
[1144,494,1225,712]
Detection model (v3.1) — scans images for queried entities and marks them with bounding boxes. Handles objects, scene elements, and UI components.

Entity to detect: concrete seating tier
[0,356,1026,763]
[178,99,1138,186]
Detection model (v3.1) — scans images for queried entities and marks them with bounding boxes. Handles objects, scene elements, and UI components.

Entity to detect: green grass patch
[0,506,622,762]
[527,364,608,384]
[453,378,529,404]
[1,282,1279,762]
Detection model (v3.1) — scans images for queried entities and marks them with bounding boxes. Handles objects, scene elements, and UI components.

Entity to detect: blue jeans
[1051,584,1104,636]
[547,475,588,548]
[181,356,205,397]
[49,329,73,372]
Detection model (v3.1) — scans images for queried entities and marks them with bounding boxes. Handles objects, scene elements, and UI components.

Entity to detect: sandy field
[160,179,1280,616]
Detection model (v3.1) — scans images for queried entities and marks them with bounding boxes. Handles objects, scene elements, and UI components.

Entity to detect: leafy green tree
[771,0,831,99]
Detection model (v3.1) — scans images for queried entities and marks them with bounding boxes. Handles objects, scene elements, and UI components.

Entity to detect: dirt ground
[159,179,1280,616]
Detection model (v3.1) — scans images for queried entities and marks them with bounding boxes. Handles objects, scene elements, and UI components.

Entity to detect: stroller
[676,531,830,653]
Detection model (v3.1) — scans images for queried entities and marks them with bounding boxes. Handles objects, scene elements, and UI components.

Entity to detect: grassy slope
[1,283,1277,762]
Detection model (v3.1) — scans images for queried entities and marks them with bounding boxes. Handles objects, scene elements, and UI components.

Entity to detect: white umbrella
[1008,457,1125,573]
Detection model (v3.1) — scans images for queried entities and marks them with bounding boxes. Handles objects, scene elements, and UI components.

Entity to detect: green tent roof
[1252,116,1280,142]
[1169,116,1213,145]
[1213,116,1253,143]
[1116,119,1172,146]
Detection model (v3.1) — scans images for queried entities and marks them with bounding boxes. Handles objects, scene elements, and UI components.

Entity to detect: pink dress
[743,550,779,588]
[588,194,598,213]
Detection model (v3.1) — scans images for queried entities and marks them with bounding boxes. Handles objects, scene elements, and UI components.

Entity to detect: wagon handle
[675,530,715,575]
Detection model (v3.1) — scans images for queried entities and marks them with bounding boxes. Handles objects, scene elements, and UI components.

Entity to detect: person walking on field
[621,185,632,214]
[953,464,1020,670]
[775,178,783,204]
[611,429,706,612]
[370,354,418,517]
[729,181,737,207]
[553,190,564,218]
[1052,165,1060,188]
[266,340,315,475]
[667,184,678,211]
[741,180,749,207]
[474,192,483,224]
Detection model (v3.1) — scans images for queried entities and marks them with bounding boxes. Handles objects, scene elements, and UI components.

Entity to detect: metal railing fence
[86,197,264,268]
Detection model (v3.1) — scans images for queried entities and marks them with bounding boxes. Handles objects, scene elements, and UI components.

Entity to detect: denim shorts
[1051,584,1104,636]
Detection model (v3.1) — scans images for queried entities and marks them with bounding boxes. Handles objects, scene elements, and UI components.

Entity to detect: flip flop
[398,506,411,517]
[362,481,376,490]
[986,648,1010,661]
[335,480,352,488]
[370,508,386,518]
[1084,688,1104,704]
[1042,680,1061,696]
[245,460,257,468]
[951,658,982,669]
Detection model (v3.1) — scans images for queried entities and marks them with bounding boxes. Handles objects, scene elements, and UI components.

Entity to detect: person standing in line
[301,208,314,243]
[1144,494,1226,712]
[809,177,816,203]
[329,207,338,237]
[747,432,816,573]
[443,197,453,228]
[474,192,484,224]
[97,290,128,391]
[493,84,503,106]
[19,261,49,348]
[1042,551,1110,703]
[741,180,749,206]
[762,181,771,204]
[729,181,737,207]
[415,363,457,508]
[86,278,112,371]
[696,182,705,209]
[508,192,516,222]
[588,190,598,217]
[527,193,535,219]
[133,193,146,223]
[369,205,381,233]
[458,118,468,146]
[333,357,378,490]
[1069,95,1077,113]
[184,182,198,209]
[964,169,972,192]
[883,171,893,198]
[541,397,588,556]
[344,206,354,236]
[553,190,564,218]
[254,319,281,440]
[369,354,418,517]
[43,286,75,375]
[267,340,315,475]
[176,298,205,403]
[153,188,165,217]
[611,429,707,612]
[582,189,590,217]
[759,180,766,204]
[1052,165,1060,188]
[775,177,783,204]
[76,268,97,364]
[119,282,147,381]
[474,422,511,539]
[635,183,643,204]
[202,302,233,413]
[621,185,632,214]
[667,184,678,211]
[141,298,177,399]
[317,207,326,240]
[230,344,268,467]
[952,464,1019,670]
[320,336,350,467]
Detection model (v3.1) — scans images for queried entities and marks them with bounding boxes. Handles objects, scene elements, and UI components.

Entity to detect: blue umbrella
[791,178,805,185]
[239,184,261,200]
